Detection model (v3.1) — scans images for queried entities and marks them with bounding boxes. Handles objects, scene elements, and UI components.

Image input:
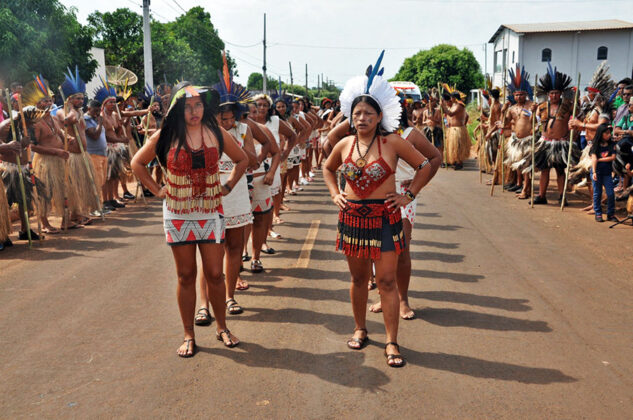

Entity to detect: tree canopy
[0,0,97,89]
[392,44,484,96]
[246,72,340,101]
[89,6,236,88]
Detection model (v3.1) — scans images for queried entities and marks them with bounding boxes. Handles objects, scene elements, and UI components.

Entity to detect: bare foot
[400,301,415,320]
[369,301,382,313]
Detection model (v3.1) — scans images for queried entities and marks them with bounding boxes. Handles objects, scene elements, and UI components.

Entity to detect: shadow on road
[236,307,384,335]
[248,284,349,303]
[421,308,551,332]
[411,269,484,283]
[403,347,576,384]
[410,239,459,249]
[200,342,390,390]
[410,251,464,263]
[411,291,531,312]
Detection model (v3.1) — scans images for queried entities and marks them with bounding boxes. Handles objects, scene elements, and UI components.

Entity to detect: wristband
[223,183,232,193]
[403,190,416,201]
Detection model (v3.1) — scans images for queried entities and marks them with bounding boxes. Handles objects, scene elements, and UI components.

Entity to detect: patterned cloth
[164,215,225,246]
[396,181,417,224]
[219,172,253,229]
[251,175,272,214]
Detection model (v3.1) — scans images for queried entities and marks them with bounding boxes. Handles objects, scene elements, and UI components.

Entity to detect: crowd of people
[469,61,633,221]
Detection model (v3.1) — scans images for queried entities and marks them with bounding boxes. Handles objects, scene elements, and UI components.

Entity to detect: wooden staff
[437,83,447,169]
[560,73,581,211]
[478,89,484,184]
[17,95,43,242]
[59,89,104,221]
[4,89,32,247]
[128,112,148,205]
[530,74,538,209]
[58,87,71,230]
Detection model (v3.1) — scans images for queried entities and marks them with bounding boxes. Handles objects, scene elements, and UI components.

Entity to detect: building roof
[489,19,633,43]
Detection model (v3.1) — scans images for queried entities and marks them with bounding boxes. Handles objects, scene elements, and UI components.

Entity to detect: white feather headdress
[339,51,401,132]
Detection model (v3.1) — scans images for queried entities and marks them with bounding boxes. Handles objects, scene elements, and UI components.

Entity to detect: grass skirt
[33,153,67,217]
[0,181,11,241]
[107,143,131,181]
[1,162,45,212]
[445,126,471,164]
[68,152,100,214]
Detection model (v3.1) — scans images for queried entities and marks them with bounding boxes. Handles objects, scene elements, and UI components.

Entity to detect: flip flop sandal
[261,247,275,255]
[347,328,369,350]
[226,298,243,315]
[368,279,377,291]
[178,338,196,358]
[384,342,406,368]
[42,227,60,235]
[216,329,239,348]
[269,231,282,239]
[251,259,264,273]
[242,253,251,262]
[194,307,212,325]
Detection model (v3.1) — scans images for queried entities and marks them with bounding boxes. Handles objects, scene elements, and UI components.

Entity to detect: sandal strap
[385,342,399,350]
[197,307,210,314]
[225,299,237,306]
[355,328,368,333]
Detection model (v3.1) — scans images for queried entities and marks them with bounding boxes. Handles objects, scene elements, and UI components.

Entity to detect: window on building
[541,48,552,62]
[512,51,515,64]
[495,50,502,72]
[597,46,608,60]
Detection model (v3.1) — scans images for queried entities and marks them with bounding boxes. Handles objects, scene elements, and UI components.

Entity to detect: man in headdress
[500,65,536,199]
[422,92,443,159]
[23,75,70,233]
[532,64,580,205]
[56,69,101,224]
[485,88,504,184]
[411,98,425,132]
[441,90,470,170]
[95,80,128,211]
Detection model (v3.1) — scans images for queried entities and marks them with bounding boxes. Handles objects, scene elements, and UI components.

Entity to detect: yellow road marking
[296,220,320,268]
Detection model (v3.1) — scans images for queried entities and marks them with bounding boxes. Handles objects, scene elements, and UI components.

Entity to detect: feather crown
[536,63,572,97]
[166,84,219,117]
[213,51,252,108]
[139,83,161,105]
[339,50,401,132]
[271,76,292,110]
[587,61,615,100]
[507,64,533,100]
[93,76,117,104]
[61,66,86,98]
[22,75,54,107]
[116,78,133,101]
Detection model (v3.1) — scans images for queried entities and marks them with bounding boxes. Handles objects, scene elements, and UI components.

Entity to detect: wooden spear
[4,89,32,247]
[17,95,43,242]
[560,73,581,211]
[58,87,71,230]
[530,74,538,209]
[437,83,448,170]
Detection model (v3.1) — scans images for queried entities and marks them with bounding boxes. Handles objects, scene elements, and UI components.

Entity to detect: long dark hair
[155,81,222,167]
[274,98,289,120]
[398,102,409,129]
[350,95,387,136]
[590,123,611,156]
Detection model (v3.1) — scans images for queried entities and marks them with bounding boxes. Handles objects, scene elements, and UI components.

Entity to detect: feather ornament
[61,66,86,98]
[22,75,54,107]
[365,50,385,94]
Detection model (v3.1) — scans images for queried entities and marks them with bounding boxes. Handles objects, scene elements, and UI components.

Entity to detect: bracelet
[223,183,232,193]
[416,159,430,171]
[403,190,416,201]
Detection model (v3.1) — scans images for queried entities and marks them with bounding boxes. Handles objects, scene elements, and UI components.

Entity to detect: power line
[225,41,261,48]
[171,0,187,13]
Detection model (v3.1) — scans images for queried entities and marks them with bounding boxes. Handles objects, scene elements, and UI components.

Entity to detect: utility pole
[484,43,488,79]
[262,13,267,94]
[317,74,321,97]
[321,73,324,90]
[289,62,293,86]
[305,63,308,96]
[142,0,154,89]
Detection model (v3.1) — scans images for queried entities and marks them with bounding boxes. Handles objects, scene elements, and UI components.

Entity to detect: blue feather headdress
[536,62,572,98]
[93,76,117,104]
[271,76,293,112]
[339,50,401,132]
[61,66,86,99]
[212,51,251,118]
[507,64,533,100]
[139,83,161,106]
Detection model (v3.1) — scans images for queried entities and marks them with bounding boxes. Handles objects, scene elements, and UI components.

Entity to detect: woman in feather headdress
[323,51,434,368]
[132,81,248,357]
[532,63,580,206]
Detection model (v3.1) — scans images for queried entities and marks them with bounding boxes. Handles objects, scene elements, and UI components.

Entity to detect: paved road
[1,161,632,419]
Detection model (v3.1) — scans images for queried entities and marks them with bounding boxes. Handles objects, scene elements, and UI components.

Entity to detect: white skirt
[270,165,281,196]
[219,172,253,229]
[251,174,273,214]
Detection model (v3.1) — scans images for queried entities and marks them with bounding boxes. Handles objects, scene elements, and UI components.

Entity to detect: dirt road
[1,162,632,418]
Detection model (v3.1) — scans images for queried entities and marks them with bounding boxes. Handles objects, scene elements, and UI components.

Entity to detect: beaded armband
[403,190,416,201]
[416,159,430,171]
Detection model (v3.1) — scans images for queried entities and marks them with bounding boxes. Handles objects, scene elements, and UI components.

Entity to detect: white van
[389,81,422,102]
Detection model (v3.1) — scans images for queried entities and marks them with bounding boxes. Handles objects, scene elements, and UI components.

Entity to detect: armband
[223,183,232,193]
[416,159,430,171]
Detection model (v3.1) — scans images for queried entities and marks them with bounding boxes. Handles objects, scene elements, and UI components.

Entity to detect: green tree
[393,44,484,96]
[0,0,97,89]
[247,73,279,91]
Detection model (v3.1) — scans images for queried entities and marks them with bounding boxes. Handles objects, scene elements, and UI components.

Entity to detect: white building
[85,47,106,99]
[489,20,633,91]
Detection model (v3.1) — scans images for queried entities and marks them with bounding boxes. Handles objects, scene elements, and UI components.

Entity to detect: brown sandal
[384,342,406,368]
